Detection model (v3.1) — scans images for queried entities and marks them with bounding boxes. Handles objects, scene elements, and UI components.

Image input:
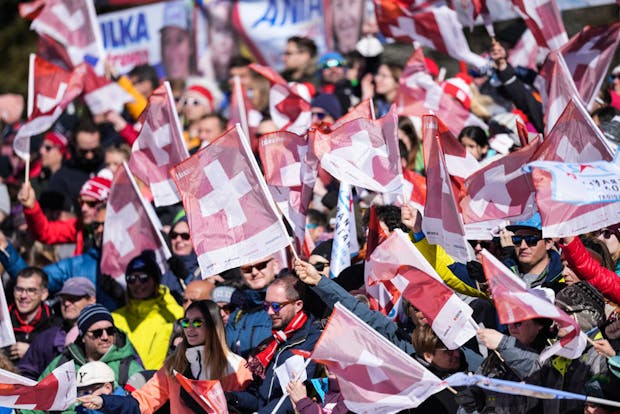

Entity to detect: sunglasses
[597,229,617,239]
[79,198,101,208]
[512,235,542,247]
[170,231,191,241]
[240,258,272,273]
[179,318,206,329]
[612,74,620,80]
[468,240,494,249]
[77,147,100,157]
[311,111,328,120]
[60,294,88,303]
[41,144,57,152]
[87,326,116,339]
[91,221,105,229]
[183,98,206,107]
[126,273,151,284]
[263,299,297,313]
[312,262,329,272]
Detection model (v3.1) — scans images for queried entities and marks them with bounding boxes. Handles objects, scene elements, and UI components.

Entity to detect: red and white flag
[460,137,541,224]
[313,105,403,194]
[174,372,228,414]
[402,169,427,210]
[82,63,133,116]
[227,75,262,153]
[481,250,587,360]
[374,1,487,69]
[259,131,307,188]
[312,302,446,413]
[560,22,620,110]
[0,360,75,411]
[331,99,375,130]
[249,63,311,135]
[101,162,171,281]
[396,48,487,138]
[129,82,189,207]
[20,0,105,74]
[13,54,85,160]
[508,29,543,71]
[510,0,568,51]
[366,229,477,348]
[421,115,474,263]
[171,125,290,277]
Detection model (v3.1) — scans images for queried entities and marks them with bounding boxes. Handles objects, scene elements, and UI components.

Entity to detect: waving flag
[402,169,427,210]
[129,82,189,207]
[508,29,542,71]
[171,125,290,277]
[311,302,446,413]
[101,162,171,281]
[82,63,133,115]
[330,181,359,279]
[0,361,75,411]
[259,131,307,187]
[20,0,105,74]
[175,372,228,414]
[510,0,568,51]
[249,63,311,134]
[461,137,541,224]
[331,99,374,130]
[421,115,473,263]
[313,105,403,194]
[13,54,85,160]
[374,1,487,69]
[481,250,587,360]
[228,75,262,153]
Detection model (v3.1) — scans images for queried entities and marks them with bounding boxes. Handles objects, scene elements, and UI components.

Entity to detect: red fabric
[118,122,139,146]
[24,201,83,255]
[562,237,620,304]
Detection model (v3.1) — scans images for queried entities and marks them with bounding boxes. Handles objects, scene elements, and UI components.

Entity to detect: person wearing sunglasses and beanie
[111,250,184,371]
[22,304,143,414]
[78,300,252,414]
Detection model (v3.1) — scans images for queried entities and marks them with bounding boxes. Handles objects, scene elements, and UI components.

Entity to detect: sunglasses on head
[179,318,206,329]
[263,299,297,313]
[79,198,101,208]
[170,231,191,241]
[512,235,542,247]
[87,326,116,339]
[126,273,151,284]
[322,59,344,70]
[312,262,329,272]
[240,258,272,273]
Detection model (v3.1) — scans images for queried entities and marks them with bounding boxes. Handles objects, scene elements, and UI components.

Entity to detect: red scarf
[247,311,308,379]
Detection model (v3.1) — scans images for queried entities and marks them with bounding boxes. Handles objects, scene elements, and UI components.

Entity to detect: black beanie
[77,304,114,336]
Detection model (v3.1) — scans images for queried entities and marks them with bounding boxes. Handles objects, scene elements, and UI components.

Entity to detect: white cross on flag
[481,250,587,361]
[366,229,477,349]
[171,125,290,277]
[460,136,541,224]
[129,82,189,207]
[560,22,620,110]
[396,47,487,138]
[13,54,85,160]
[101,162,171,281]
[20,0,105,74]
[510,0,568,51]
[313,105,403,194]
[311,302,446,414]
[82,63,133,115]
[259,131,307,188]
[249,63,311,135]
[374,1,487,69]
[421,115,474,263]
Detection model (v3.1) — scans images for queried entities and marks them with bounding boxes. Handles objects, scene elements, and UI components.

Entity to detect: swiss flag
[174,372,228,414]
[331,99,374,130]
[0,360,75,411]
[129,82,189,207]
[171,125,290,277]
[481,250,587,360]
[82,63,133,115]
[311,302,445,413]
[508,29,542,71]
[20,0,105,74]
[101,163,171,281]
[227,75,262,154]
[249,63,311,134]
[402,169,427,209]
[259,131,307,187]
[313,105,403,194]
[510,0,568,51]
[421,115,473,263]
[13,54,85,160]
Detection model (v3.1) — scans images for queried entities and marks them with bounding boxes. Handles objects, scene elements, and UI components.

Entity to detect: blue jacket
[231,314,322,414]
[0,242,121,311]
[225,290,272,358]
[77,386,127,414]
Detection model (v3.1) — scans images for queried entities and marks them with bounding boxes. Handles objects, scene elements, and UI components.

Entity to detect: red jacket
[23,201,84,255]
[562,237,620,304]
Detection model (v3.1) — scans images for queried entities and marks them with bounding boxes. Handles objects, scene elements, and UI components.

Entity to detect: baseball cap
[506,212,542,233]
[77,361,115,387]
[58,277,96,298]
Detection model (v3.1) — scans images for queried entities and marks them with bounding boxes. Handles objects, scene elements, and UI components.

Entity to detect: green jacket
[19,330,143,414]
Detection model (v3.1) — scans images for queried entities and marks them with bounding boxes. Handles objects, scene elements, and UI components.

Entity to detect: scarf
[247,311,308,379]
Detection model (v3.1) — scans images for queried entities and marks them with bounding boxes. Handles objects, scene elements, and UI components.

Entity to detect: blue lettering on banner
[100,12,150,49]
[252,0,323,28]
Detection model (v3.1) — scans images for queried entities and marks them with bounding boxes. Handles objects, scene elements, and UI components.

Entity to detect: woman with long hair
[78,300,252,414]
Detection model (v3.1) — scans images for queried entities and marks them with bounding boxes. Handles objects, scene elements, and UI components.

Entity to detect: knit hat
[58,277,96,298]
[43,131,68,152]
[77,361,115,387]
[311,93,342,120]
[77,304,114,336]
[310,239,333,261]
[125,250,162,283]
[555,281,605,332]
[187,85,214,109]
[212,286,235,304]
[79,169,113,202]
[442,75,473,110]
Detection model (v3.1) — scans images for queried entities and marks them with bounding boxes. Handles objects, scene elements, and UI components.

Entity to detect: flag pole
[269,357,312,414]
[24,53,35,186]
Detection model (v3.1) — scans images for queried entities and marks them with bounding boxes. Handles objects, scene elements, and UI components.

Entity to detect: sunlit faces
[39,139,63,170]
[460,136,487,161]
[240,257,278,290]
[14,275,48,316]
[83,320,115,360]
[60,294,95,322]
[79,195,103,226]
[170,221,193,256]
[374,64,398,98]
[182,307,207,346]
[161,26,192,79]
[264,284,302,330]
[513,229,550,272]
[508,319,543,347]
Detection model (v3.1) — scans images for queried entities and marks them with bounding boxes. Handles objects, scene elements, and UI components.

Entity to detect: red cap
[79,169,113,201]
[44,131,68,152]
[187,85,214,109]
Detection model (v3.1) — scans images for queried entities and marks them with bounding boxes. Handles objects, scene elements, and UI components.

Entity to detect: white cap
[162,2,189,31]
[77,361,115,387]
[613,65,620,75]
